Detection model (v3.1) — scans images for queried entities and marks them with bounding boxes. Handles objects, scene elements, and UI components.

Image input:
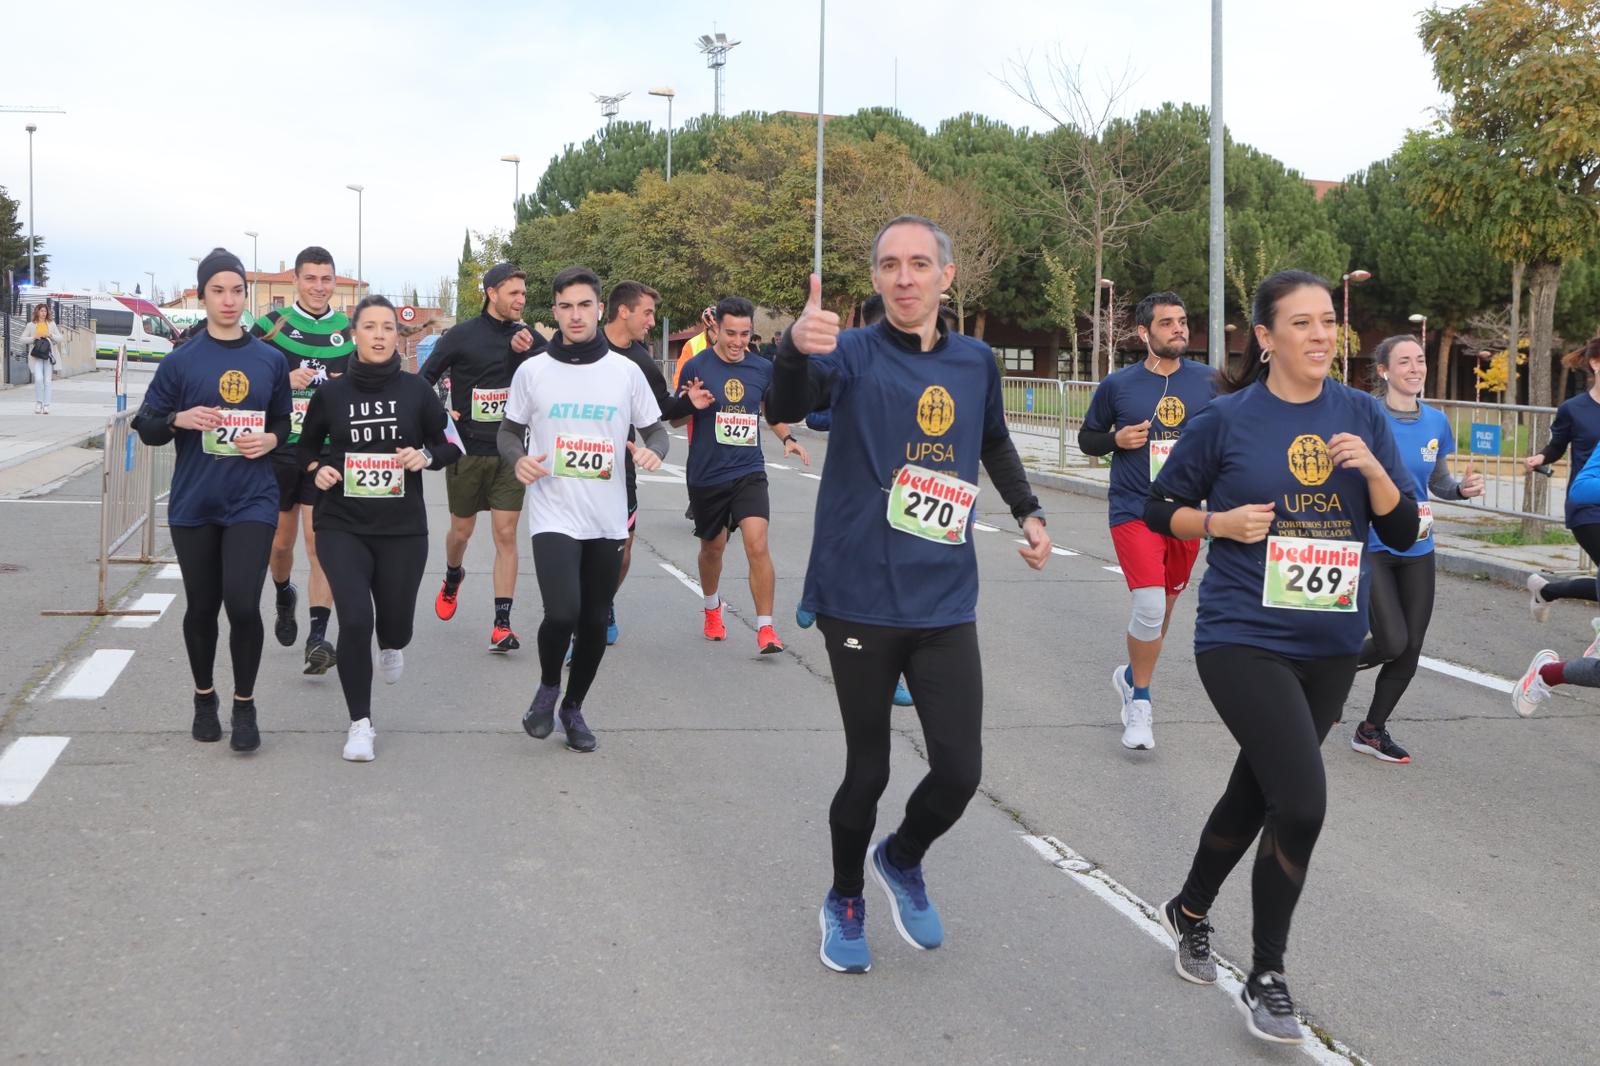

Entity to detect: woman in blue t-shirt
[1353,336,1485,763]
[1525,337,1600,617]
[1143,271,1418,1046]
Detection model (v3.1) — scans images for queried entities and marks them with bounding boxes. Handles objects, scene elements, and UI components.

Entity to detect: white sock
[756,615,773,628]
[704,594,721,610]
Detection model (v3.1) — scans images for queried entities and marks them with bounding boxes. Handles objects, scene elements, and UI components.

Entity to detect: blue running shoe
[795,606,816,629]
[870,836,943,949]
[819,890,871,973]
[893,676,914,707]
[606,605,619,646]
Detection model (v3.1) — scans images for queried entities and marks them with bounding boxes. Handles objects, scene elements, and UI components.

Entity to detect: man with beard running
[252,246,349,674]
[422,263,543,652]
[1078,291,1215,750]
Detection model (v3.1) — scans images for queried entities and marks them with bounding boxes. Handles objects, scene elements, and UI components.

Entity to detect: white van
[91,294,177,362]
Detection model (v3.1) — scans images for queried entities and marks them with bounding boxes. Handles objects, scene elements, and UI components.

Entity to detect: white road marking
[156,564,183,580]
[0,499,100,505]
[0,737,71,805]
[55,649,135,700]
[657,562,704,597]
[1014,538,1079,557]
[1418,655,1515,694]
[767,463,793,471]
[659,461,686,475]
[1103,565,1124,575]
[796,472,822,481]
[974,522,1000,533]
[1021,834,1365,1065]
[637,474,685,484]
[112,593,175,629]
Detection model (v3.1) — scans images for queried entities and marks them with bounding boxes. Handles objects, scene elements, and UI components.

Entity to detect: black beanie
[196,248,247,292]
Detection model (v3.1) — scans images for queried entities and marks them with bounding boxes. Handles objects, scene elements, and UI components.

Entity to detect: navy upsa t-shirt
[141,332,292,527]
[799,322,1011,628]
[681,350,773,487]
[1548,392,1600,526]
[1151,380,1412,657]
[1082,358,1216,527]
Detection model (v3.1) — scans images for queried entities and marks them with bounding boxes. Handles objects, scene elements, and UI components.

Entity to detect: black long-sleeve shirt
[420,309,545,456]
[298,362,461,536]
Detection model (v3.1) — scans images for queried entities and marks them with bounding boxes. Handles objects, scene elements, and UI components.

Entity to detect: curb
[0,430,102,475]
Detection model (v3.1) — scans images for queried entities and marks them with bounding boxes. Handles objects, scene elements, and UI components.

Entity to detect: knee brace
[1128,585,1166,642]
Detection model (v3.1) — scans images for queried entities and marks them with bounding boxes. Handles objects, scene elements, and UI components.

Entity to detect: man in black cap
[421,263,544,652]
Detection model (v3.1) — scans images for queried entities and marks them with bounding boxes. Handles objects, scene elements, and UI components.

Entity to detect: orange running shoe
[435,572,463,621]
[757,625,784,654]
[489,626,521,653]
[703,605,726,641]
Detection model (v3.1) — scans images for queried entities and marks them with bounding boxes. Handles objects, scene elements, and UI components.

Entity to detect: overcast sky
[2,0,1453,304]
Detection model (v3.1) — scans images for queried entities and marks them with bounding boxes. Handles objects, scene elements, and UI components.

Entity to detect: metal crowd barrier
[42,410,175,618]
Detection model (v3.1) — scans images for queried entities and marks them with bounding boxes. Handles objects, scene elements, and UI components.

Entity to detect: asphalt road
[1,425,1595,1066]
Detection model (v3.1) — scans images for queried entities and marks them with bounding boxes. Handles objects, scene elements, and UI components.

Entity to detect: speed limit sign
[399,305,417,323]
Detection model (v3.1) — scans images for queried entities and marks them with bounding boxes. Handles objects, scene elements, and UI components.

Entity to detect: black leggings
[532,533,625,708]
[1539,523,1600,602]
[317,530,429,722]
[169,522,274,697]
[818,616,984,898]
[1355,551,1436,728]
[1178,645,1357,976]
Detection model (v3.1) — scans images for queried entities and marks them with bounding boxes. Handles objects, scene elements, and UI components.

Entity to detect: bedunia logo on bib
[1287,434,1333,487]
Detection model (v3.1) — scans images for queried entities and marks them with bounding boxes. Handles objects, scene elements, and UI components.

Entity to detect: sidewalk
[0,362,153,497]
[1009,428,1585,588]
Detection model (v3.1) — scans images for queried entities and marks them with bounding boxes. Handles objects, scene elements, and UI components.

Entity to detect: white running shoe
[378,648,404,684]
[1122,698,1155,750]
[1111,663,1133,714]
[1584,619,1600,659]
[343,718,376,761]
[1527,573,1552,623]
[1512,650,1559,718]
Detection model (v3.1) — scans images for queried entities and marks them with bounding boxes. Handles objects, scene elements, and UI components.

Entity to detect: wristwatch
[782,434,797,445]
[166,411,179,431]
[419,446,434,467]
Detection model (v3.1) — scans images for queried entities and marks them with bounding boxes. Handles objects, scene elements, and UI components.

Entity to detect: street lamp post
[813,0,825,278]
[1341,269,1371,381]
[346,184,364,299]
[1408,313,1428,352]
[24,123,36,285]
[500,154,520,220]
[648,87,675,181]
[1099,278,1115,373]
[244,231,259,315]
[648,87,677,369]
[144,271,156,304]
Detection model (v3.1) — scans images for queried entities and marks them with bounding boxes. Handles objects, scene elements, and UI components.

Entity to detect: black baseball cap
[482,262,525,291]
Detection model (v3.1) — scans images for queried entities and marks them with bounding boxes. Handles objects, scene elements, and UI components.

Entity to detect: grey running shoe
[560,702,597,753]
[1159,898,1217,984]
[1240,971,1305,1045]
[522,683,560,739]
[1527,572,1552,623]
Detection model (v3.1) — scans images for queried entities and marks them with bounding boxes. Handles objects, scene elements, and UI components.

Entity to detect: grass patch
[1465,526,1577,547]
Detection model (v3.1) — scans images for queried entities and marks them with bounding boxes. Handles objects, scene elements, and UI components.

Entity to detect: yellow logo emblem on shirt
[1287,434,1334,487]
[1155,395,1186,427]
[724,377,745,403]
[218,370,250,404]
[916,385,956,437]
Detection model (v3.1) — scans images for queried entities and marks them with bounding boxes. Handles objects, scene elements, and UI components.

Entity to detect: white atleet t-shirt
[505,351,661,540]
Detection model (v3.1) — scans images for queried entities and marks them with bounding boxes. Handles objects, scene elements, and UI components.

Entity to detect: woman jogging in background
[1144,270,1417,1045]
[1352,335,1484,763]
[1524,338,1600,620]
[132,249,292,753]
[27,303,64,414]
[298,296,461,763]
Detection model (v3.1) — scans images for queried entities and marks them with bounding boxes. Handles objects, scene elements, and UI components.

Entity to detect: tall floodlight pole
[814,1,825,277]
[594,92,630,126]
[1208,0,1225,368]
[346,184,365,298]
[244,230,259,314]
[698,32,741,117]
[25,124,37,285]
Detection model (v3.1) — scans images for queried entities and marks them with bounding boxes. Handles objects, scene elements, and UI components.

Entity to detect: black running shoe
[560,702,597,753]
[230,701,260,752]
[273,583,298,647]
[192,691,222,743]
[1351,723,1411,763]
[303,637,337,676]
[523,683,559,739]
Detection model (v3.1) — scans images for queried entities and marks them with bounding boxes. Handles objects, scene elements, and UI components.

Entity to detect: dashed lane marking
[55,650,134,700]
[0,737,71,805]
[156,564,183,580]
[112,593,175,629]
[974,522,1000,533]
[1021,834,1367,1065]
[1103,565,1124,575]
[1015,539,1079,557]
[1418,655,1515,694]
[657,562,704,597]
